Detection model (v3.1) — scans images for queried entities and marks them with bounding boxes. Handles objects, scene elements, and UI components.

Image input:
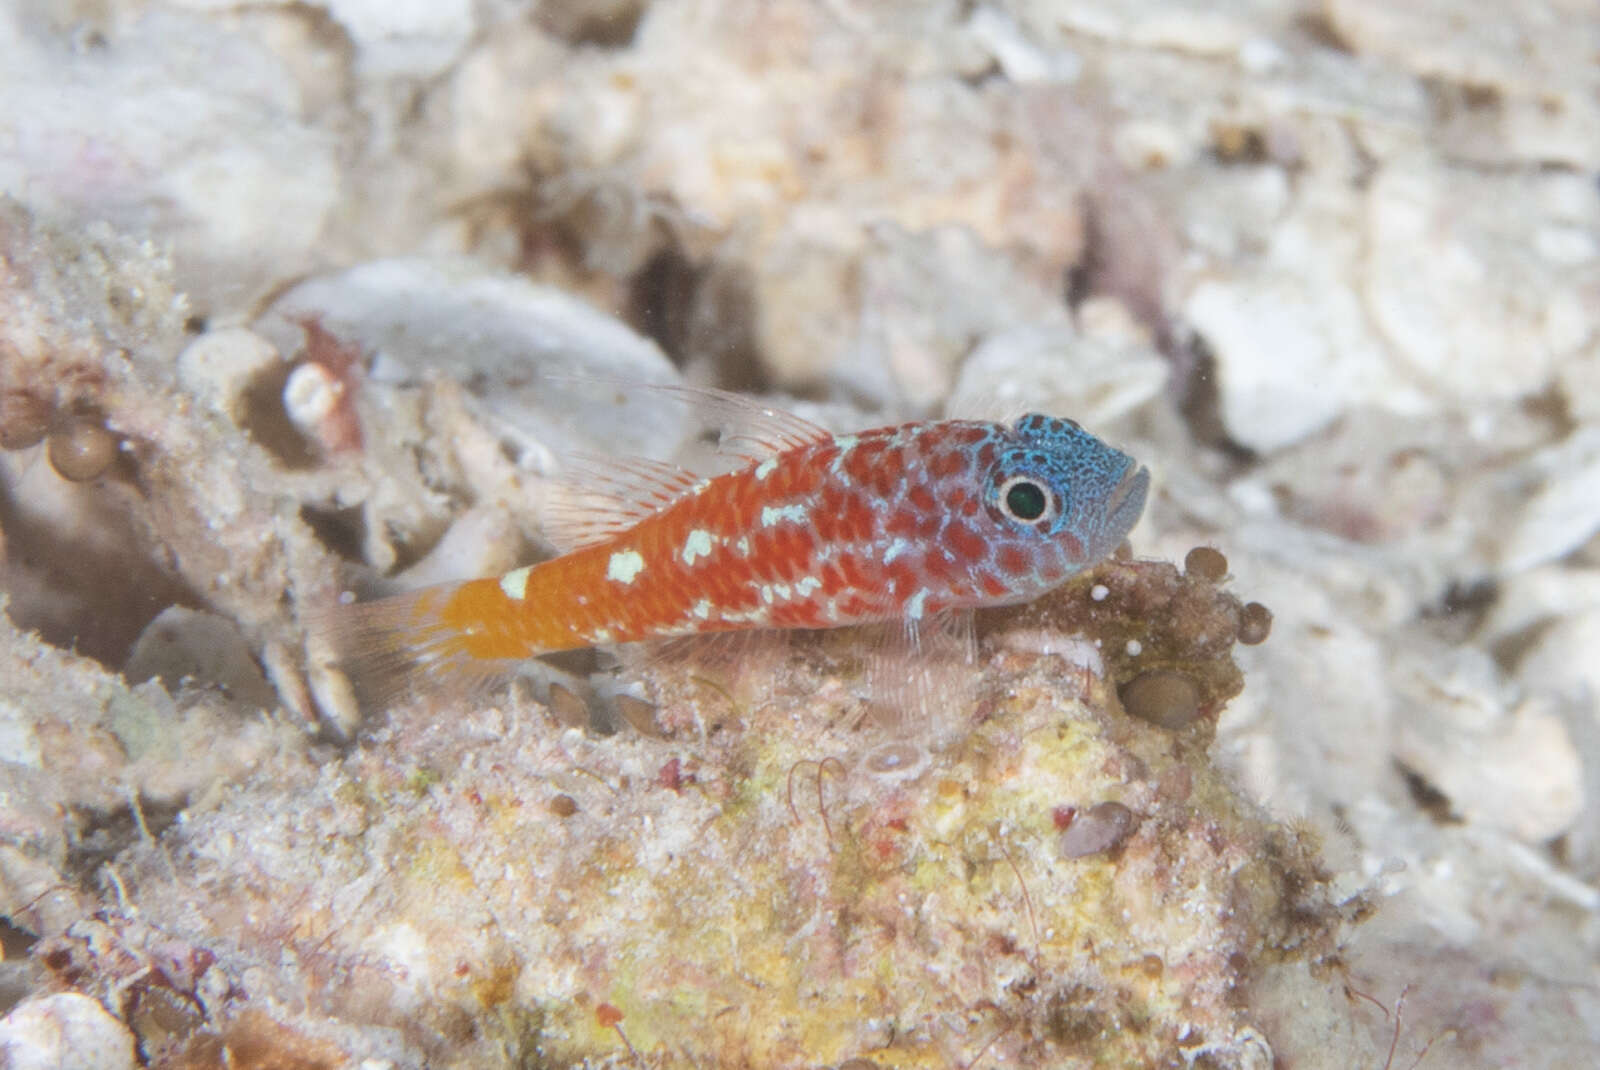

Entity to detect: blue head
[979,413,1149,583]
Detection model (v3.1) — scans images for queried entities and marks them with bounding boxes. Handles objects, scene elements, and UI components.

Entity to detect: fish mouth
[1100,462,1150,546]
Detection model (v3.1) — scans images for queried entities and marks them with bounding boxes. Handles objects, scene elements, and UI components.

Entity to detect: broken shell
[614,693,668,739]
[546,682,590,730]
[282,361,346,442]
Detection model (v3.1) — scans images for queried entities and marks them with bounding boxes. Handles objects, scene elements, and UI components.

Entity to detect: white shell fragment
[0,994,139,1070]
[1390,645,1583,844]
[262,257,688,462]
[175,328,284,424]
[283,361,344,436]
[1498,428,1600,575]
[0,10,339,310]
[124,606,277,709]
[948,325,1168,429]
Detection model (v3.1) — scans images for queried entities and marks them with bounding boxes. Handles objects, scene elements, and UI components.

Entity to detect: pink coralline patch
[656,757,684,792]
[287,317,364,454]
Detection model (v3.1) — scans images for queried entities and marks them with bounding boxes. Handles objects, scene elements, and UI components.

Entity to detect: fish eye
[999,476,1055,524]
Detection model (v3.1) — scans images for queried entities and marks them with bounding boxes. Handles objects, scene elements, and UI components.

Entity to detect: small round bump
[1237,602,1273,645]
[1183,545,1228,583]
[861,740,927,780]
[1119,669,1202,730]
[1059,801,1138,858]
[47,409,118,481]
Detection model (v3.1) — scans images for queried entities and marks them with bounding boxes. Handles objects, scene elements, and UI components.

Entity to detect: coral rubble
[3,0,1599,1066]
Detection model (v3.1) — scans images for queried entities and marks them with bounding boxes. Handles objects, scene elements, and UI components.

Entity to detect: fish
[314,387,1149,711]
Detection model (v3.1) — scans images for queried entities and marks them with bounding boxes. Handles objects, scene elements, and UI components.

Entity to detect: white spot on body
[735,537,750,555]
[681,529,715,565]
[883,537,910,564]
[499,565,532,600]
[905,588,929,620]
[829,435,858,474]
[795,576,821,598]
[691,599,713,619]
[1125,639,1143,656]
[754,458,778,480]
[607,549,646,584]
[761,503,809,527]
[1091,583,1110,601]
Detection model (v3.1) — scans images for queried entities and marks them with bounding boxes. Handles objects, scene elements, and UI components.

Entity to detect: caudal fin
[304,582,517,713]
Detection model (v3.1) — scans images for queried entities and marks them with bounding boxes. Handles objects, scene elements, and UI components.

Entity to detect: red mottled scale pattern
[432,424,980,660]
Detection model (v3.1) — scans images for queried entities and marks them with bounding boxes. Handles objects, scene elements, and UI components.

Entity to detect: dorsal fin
[536,382,834,553]
[651,383,832,461]
[541,451,705,553]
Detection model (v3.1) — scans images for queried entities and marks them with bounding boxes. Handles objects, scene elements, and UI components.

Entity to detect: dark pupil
[1006,481,1047,521]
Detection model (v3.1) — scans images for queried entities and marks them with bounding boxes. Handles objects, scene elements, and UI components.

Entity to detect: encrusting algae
[98,554,1339,1069]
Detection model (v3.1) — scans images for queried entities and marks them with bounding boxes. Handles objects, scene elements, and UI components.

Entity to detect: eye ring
[998,475,1057,525]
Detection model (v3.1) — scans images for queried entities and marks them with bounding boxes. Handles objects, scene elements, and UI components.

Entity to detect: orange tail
[305,579,528,712]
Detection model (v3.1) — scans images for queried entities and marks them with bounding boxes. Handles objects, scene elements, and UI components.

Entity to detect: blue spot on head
[984,412,1149,565]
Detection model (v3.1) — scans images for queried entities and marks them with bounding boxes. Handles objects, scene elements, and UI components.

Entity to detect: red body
[331,408,1149,689]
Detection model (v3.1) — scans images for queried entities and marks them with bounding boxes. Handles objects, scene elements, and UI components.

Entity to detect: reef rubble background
[1,1,1598,1067]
